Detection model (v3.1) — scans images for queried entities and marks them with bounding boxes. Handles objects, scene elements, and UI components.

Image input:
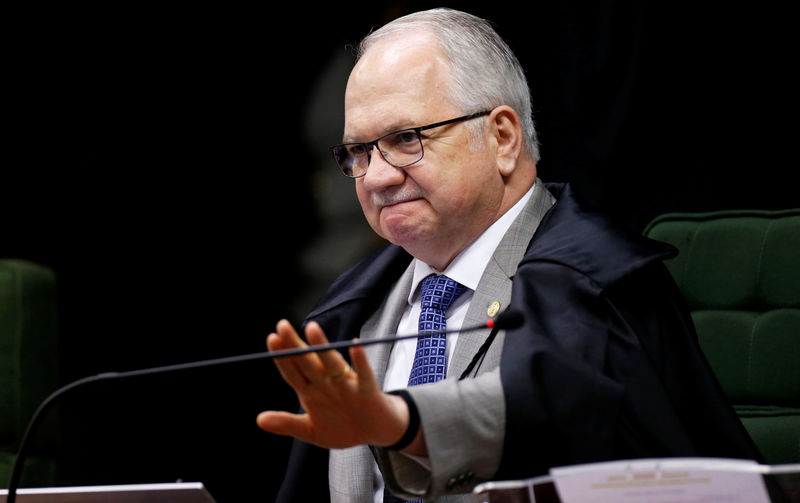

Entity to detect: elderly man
[257,8,760,502]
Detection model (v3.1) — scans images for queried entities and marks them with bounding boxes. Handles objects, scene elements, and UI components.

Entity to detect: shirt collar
[408,184,534,303]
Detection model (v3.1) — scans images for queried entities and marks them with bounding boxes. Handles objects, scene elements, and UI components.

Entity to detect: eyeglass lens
[333,130,423,177]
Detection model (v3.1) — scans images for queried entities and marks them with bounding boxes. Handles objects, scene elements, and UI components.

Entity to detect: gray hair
[357,8,540,162]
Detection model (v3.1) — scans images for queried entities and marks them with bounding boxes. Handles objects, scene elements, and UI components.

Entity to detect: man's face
[344,33,506,270]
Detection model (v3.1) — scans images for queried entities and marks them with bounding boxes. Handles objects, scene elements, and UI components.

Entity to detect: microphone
[5,309,523,502]
[265,308,524,360]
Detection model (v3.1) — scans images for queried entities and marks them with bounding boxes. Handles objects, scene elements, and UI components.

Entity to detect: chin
[380,215,430,246]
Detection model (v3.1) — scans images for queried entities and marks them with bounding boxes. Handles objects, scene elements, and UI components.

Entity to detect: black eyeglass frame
[331,110,493,178]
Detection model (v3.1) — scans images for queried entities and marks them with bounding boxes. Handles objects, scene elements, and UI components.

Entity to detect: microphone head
[493,309,524,330]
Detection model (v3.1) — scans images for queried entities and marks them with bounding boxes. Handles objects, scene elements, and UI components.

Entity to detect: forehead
[343,32,456,141]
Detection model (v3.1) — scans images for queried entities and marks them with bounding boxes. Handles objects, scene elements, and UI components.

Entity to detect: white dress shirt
[372,186,534,502]
[382,185,533,392]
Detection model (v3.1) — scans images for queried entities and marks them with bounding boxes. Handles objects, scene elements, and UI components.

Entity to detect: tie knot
[420,274,467,313]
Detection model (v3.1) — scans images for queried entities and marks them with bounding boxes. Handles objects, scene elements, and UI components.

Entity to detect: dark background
[3,1,796,501]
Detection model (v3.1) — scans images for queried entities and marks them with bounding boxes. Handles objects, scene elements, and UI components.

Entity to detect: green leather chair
[644,209,800,464]
[0,259,60,488]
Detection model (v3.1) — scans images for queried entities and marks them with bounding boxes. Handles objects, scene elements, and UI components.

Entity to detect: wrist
[384,389,420,451]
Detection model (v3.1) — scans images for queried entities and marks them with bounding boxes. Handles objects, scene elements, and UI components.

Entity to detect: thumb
[256,411,313,443]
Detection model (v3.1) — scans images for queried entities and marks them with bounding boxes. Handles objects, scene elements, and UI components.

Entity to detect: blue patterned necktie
[384,275,467,503]
[408,274,468,386]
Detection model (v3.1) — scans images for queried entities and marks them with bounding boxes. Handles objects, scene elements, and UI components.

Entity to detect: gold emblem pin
[487,300,501,318]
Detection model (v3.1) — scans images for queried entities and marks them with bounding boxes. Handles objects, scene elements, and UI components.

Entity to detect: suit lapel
[449,181,556,377]
[328,263,415,502]
[359,261,415,388]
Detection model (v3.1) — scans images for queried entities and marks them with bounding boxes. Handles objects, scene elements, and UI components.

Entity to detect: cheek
[355,183,382,229]
[355,184,371,214]
[428,165,501,221]
[355,182,368,207]
[426,173,475,213]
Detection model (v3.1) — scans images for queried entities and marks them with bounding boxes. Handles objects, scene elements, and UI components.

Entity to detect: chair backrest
[0,259,60,487]
[644,209,800,464]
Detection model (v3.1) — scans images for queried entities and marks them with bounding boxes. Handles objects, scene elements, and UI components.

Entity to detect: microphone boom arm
[6,309,523,502]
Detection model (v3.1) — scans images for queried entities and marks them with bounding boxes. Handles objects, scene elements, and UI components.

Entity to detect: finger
[305,322,350,381]
[274,319,307,348]
[256,410,313,443]
[349,339,380,393]
[274,319,326,382]
[267,332,310,389]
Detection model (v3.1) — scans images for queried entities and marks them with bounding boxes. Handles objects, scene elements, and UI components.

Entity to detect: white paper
[551,458,771,503]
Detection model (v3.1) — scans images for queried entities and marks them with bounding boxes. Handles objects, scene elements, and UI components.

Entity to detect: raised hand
[256,319,411,450]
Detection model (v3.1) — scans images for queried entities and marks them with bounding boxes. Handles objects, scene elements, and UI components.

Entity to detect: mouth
[372,189,424,210]
[376,198,427,220]
[381,197,420,208]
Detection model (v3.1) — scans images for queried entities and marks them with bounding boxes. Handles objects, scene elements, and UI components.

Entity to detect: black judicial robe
[496,184,761,480]
[275,183,761,501]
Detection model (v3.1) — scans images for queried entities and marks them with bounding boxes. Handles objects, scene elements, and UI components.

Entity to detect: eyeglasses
[331,110,492,178]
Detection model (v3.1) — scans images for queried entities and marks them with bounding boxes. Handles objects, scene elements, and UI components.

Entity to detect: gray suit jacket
[328,182,555,502]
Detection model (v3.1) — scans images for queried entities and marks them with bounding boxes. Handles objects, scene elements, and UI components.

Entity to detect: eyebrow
[342,119,418,144]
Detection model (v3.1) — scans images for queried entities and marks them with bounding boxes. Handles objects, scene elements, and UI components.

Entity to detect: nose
[361,145,406,191]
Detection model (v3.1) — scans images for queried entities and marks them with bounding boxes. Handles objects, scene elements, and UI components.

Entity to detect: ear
[489,106,524,177]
